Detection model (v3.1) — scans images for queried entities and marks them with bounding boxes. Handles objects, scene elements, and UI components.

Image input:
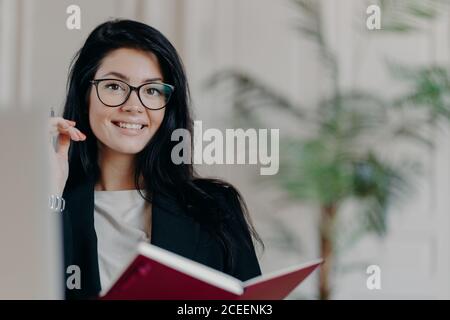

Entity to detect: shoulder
[191,178,262,280]
[190,178,255,245]
[191,178,245,219]
[191,178,241,204]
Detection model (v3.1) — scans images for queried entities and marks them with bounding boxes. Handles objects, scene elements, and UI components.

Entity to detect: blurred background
[2,0,450,299]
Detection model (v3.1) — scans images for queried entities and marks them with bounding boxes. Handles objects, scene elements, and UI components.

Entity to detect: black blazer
[61,173,262,300]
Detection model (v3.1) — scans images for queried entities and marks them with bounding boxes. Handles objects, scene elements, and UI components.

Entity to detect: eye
[146,87,161,96]
[106,83,125,91]
[101,80,126,92]
[106,84,120,90]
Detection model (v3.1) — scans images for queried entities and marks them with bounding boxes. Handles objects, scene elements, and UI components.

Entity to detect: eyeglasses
[90,78,175,110]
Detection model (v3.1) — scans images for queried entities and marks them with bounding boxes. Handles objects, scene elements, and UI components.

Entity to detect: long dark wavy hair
[62,19,263,270]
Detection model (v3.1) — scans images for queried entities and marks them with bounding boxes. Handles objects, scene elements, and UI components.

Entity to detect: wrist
[49,194,66,212]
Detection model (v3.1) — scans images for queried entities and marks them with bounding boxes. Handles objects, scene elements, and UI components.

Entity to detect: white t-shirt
[94,189,152,292]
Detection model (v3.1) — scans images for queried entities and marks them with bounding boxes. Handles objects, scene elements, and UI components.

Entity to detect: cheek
[147,109,165,135]
[89,92,101,127]
[88,91,111,136]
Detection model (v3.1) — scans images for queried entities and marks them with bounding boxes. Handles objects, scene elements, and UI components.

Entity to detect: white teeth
[117,122,144,130]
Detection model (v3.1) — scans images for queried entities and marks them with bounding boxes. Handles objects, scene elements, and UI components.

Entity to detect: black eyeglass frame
[90,78,175,111]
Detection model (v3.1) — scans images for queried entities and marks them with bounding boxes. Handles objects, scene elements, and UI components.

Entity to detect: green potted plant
[207,0,450,299]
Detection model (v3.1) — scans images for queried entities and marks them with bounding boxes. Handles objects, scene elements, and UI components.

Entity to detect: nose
[121,89,145,113]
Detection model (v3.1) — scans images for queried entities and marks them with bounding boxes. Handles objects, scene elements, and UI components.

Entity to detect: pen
[50,107,58,152]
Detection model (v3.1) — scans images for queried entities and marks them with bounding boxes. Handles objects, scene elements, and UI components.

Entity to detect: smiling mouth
[111,121,148,130]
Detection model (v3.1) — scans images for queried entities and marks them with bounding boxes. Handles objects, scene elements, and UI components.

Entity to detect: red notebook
[100,242,322,300]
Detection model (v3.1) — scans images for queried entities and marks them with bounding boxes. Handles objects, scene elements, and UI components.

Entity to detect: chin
[98,139,147,155]
[114,144,147,155]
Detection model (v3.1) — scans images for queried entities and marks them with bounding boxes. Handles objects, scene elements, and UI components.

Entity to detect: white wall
[322,0,450,299]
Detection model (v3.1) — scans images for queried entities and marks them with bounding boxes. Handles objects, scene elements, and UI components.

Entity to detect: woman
[49,19,263,300]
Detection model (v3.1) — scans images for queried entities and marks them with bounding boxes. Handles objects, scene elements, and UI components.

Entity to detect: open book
[100,242,323,300]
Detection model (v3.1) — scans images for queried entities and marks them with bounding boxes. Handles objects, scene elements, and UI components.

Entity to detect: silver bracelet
[49,194,66,212]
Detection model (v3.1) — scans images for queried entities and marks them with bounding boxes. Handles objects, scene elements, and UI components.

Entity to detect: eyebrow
[99,71,163,83]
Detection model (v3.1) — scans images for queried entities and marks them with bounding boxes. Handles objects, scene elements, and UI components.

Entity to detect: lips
[110,120,149,137]
[111,120,148,130]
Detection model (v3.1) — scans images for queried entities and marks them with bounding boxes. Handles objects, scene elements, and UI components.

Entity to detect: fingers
[66,126,86,141]
[49,117,86,141]
[56,132,71,158]
[49,117,75,134]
